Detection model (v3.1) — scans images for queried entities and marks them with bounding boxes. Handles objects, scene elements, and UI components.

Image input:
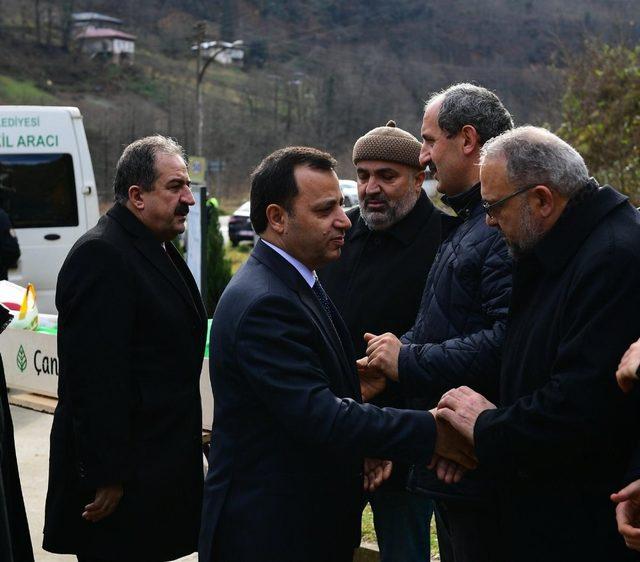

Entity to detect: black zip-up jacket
[401,184,512,499]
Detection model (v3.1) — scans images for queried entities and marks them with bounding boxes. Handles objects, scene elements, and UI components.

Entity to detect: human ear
[532,185,555,218]
[413,170,426,191]
[128,185,145,210]
[265,203,287,234]
[461,125,480,156]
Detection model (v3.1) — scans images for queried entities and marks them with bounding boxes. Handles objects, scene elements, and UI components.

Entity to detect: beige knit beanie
[352,120,422,169]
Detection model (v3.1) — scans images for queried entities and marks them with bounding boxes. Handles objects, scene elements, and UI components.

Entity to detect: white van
[0,106,100,313]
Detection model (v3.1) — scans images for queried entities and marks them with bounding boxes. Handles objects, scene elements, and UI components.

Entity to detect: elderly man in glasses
[436,126,640,562]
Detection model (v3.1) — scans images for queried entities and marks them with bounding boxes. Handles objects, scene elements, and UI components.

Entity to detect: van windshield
[0,153,79,228]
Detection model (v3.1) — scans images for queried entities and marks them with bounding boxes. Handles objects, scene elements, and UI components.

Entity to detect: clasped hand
[616,337,640,394]
[612,480,640,551]
[363,458,393,492]
[436,386,496,447]
[430,386,497,477]
[357,332,402,402]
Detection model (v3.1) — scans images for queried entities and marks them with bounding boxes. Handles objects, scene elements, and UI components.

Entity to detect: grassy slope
[0,75,58,104]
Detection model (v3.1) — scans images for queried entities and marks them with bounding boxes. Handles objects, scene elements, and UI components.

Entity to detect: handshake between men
[358,331,497,485]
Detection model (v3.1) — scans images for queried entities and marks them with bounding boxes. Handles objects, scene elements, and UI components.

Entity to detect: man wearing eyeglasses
[436,126,640,561]
[360,83,513,561]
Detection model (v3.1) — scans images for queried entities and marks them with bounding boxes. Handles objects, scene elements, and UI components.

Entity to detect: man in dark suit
[198,146,475,562]
[43,136,208,561]
[437,126,640,561]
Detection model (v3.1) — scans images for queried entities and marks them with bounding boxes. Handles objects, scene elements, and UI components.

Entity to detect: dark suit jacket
[199,240,436,562]
[43,203,207,561]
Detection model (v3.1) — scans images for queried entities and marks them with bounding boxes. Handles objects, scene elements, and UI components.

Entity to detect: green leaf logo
[16,345,27,373]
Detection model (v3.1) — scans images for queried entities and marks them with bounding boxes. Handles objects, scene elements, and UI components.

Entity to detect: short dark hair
[250,146,337,234]
[426,83,513,145]
[113,135,186,203]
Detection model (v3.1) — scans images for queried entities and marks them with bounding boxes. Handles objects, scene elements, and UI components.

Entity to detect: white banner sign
[1,328,214,430]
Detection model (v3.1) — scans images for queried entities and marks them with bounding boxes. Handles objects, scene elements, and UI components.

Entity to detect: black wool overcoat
[475,185,640,561]
[0,356,34,562]
[43,203,207,561]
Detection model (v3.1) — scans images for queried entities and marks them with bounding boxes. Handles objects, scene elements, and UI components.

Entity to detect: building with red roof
[73,13,136,65]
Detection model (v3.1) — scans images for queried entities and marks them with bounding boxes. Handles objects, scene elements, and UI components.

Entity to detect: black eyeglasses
[482,183,539,218]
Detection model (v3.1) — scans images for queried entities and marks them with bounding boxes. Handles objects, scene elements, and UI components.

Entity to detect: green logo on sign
[17,345,27,372]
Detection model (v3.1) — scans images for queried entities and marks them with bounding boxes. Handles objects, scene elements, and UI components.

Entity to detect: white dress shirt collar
[261,239,316,288]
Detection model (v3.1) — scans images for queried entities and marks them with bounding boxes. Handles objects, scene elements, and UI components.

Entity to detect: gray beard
[359,189,419,231]
[507,201,545,259]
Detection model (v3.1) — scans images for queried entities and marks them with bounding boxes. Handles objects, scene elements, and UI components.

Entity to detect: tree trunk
[46,3,52,47]
[20,4,28,40]
[60,0,75,51]
[34,0,41,44]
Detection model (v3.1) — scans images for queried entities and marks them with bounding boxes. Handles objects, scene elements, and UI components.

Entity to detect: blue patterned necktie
[312,278,336,327]
[313,278,348,359]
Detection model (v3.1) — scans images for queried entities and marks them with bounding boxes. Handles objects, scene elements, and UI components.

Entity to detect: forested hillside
[0,0,638,202]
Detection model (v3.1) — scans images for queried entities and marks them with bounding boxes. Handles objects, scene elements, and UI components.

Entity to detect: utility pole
[193,21,206,157]
[192,21,243,157]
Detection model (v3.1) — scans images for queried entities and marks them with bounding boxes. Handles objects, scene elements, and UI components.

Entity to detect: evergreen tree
[205,203,232,315]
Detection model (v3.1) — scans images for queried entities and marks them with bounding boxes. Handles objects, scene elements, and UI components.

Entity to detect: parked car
[339,179,358,208]
[228,201,254,246]
[229,178,355,247]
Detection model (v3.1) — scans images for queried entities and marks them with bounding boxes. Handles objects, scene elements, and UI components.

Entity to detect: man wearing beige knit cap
[319,121,442,561]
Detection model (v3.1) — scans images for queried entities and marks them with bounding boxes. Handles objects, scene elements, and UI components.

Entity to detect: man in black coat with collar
[198,147,475,562]
[319,121,441,562]
[0,355,34,562]
[438,126,640,561]
[43,136,208,561]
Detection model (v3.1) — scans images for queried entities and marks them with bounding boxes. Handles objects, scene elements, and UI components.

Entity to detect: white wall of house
[80,38,135,63]
[113,39,135,54]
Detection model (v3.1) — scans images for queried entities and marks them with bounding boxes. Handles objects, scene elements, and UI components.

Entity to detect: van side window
[0,153,79,228]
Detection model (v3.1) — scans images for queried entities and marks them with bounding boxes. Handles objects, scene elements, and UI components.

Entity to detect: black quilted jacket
[399,184,513,500]
[398,184,512,405]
